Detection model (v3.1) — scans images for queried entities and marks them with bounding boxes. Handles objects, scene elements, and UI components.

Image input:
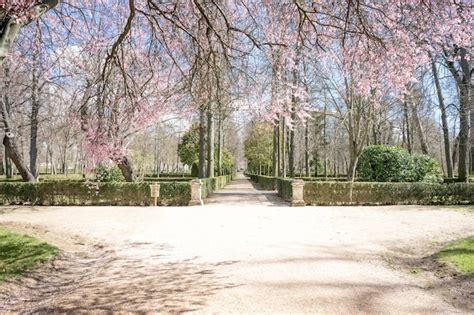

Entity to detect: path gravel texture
[0,174,473,313]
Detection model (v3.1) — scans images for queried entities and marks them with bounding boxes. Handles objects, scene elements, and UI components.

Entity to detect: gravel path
[0,175,473,313]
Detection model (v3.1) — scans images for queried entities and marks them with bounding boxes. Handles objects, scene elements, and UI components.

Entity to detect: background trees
[0,1,472,182]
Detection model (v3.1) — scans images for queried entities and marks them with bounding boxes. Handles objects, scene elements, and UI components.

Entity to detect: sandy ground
[0,174,473,313]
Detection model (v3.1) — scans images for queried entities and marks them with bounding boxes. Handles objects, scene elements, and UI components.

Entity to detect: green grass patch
[0,228,58,281]
[436,236,474,276]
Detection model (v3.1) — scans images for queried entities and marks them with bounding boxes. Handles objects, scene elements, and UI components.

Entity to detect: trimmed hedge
[276,178,293,201]
[143,177,194,182]
[0,181,191,206]
[303,181,474,205]
[246,174,276,190]
[201,174,234,198]
[145,173,193,178]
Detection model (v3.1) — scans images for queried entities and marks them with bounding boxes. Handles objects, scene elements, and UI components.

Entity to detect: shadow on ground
[0,241,239,313]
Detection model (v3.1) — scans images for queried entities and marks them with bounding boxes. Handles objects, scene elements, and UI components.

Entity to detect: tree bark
[4,150,12,178]
[411,101,429,154]
[281,118,287,178]
[431,56,453,177]
[217,114,223,176]
[305,120,310,177]
[446,48,471,182]
[198,107,206,178]
[273,121,279,177]
[29,28,40,178]
[0,144,4,175]
[288,123,295,178]
[206,107,215,178]
[117,156,134,182]
[1,73,35,182]
[402,98,412,154]
[3,135,36,182]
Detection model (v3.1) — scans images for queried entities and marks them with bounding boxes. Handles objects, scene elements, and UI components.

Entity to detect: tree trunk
[458,84,470,182]
[411,101,429,154]
[288,124,295,178]
[217,114,223,176]
[305,120,310,177]
[402,98,412,154]
[281,118,286,177]
[206,108,215,178]
[5,150,12,178]
[3,135,36,182]
[198,107,206,178]
[1,90,35,182]
[117,156,134,182]
[29,79,39,177]
[0,145,4,175]
[471,83,474,173]
[272,121,279,177]
[431,56,453,177]
[445,48,471,182]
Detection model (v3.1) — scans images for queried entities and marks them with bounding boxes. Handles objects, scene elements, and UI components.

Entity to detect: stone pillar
[189,179,203,206]
[291,179,305,207]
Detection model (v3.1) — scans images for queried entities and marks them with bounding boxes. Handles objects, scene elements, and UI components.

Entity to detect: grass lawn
[0,228,58,281]
[436,236,474,277]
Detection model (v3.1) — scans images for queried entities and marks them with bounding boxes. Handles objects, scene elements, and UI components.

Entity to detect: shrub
[303,181,474,205]
[411,154,442,183]
[257,175,277,190]
[95,165,125,182]
[357,145,441,182]
[0,181,191,206]
[200,174,234,198]
[276,178,293,201]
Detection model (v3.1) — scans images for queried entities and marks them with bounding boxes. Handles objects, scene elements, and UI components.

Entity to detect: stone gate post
[189,179,203,206]
[291,179,306,207]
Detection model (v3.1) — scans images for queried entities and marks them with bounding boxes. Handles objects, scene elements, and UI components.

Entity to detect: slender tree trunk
[0,145,4,175]
[403,98,412,154]
[30,79,39,177]
[281,118,287,177]
[305,120,310,177]
[470,83,474,173]
[458,84,470,182]
[198,107,206,178]
[411,101,429,154]
[273,121,279,177]
[206,108,215,178]
[29,24,41,178]
[217,114,223,176]
[289,123,295,178]
[117,156,134,182]
[431,56,453,177]
[5,150,12,178]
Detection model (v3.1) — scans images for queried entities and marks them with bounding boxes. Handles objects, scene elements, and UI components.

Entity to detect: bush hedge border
[247,174,474,206]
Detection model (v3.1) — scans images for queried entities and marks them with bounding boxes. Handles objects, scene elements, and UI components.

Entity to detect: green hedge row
[246,174,276,190]
[143,177,194,182]
[0,181,191,206]
[201,174,234,198]
[276,178,293,201]
[304,181,474,205]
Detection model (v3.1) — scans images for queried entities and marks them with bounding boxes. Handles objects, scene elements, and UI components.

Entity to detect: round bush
[95,165,125,182]
[357,145,441,182]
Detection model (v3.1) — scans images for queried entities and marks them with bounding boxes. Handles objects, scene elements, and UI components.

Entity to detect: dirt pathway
[205,173,285,206]
[0,178,473,313]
